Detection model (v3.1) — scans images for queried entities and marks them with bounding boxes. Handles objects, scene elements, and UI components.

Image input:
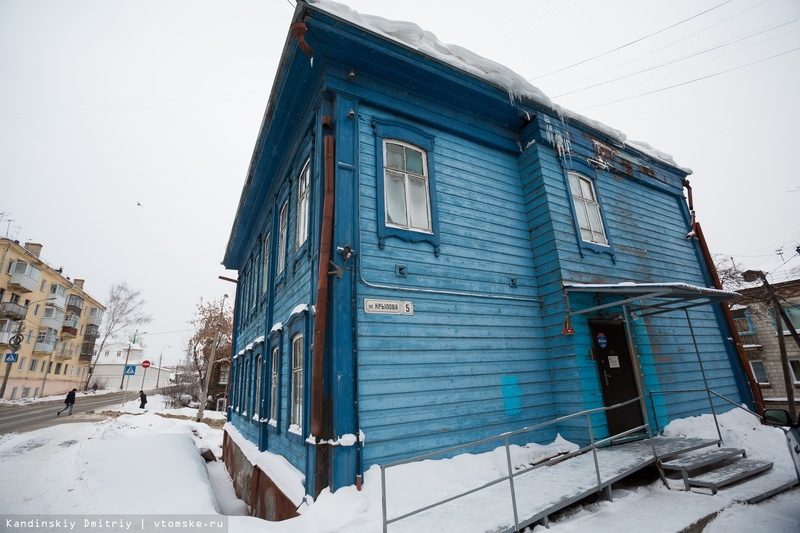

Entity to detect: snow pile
[0,410,232,517]
[1,400,797,532]
[305,0,685,170]
[662,406,790,466]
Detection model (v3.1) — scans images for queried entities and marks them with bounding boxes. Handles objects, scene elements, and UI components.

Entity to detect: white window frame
[290,333,304,430]
[295,161,310,250]
[254,355,262,418]
[383,140,432,233]
[750,360,769,384]
[262,232,271,294]
[568,171,608,246]
[269,345,279,424]
[17,357,26,372]
[277,202,288,275]
[218,365,230,385]
[790,359,800,384]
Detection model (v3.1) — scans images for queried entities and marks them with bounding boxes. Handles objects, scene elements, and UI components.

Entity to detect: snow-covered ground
[0,397,798,532]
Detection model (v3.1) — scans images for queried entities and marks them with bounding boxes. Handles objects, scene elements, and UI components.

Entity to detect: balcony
[66,295,84,317]
[84,324,99,342]
[87,307,104,327]
[54,352,73,360]
[0,328,13,345]
[34,339,57,354]
[9,262,41,293]
[80,343,94,362]
[40,306,65,331]
[0,302,26,321]
[61,315,79,338]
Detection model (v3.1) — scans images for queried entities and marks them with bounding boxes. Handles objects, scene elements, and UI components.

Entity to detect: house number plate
[364,299,414,315]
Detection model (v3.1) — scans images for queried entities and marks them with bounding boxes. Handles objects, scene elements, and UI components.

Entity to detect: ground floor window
[290,333,304,432]
[750,360,769,384]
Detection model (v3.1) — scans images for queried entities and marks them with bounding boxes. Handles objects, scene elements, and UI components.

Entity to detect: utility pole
[155,346,170,390]
[196,295,227,422]
[743,270,800,421]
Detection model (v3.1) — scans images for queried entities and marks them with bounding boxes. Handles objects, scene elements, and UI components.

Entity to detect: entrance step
[687,459,774,494]
[660,446,773,493]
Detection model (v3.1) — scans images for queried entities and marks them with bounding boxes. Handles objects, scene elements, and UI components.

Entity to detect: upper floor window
[791,359,800,384]
[219,365,230,385]
[277,202,288,276]
[750,360,769,384]
[262,232,271,295]
[384,140,431,233]
[568,172,607,246]
[296,161,310,250]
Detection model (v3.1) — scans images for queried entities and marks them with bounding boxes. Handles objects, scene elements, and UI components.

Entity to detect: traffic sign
[4,353,18,363]
[142,360,151,368]
[124,365,136,375]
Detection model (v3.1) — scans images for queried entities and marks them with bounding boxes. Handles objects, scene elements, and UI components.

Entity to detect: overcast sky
[1,0,798,366]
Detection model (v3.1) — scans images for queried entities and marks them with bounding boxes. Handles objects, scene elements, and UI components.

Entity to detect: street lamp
[155,346,171,390]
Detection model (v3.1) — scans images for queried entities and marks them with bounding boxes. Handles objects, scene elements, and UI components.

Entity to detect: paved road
[0,391,131,434]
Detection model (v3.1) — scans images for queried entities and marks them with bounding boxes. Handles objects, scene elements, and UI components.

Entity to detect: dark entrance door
[589,320,645,437]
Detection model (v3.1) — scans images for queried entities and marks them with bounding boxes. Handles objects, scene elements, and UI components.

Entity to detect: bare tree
[185,296,232,403]
[83,281,152,390]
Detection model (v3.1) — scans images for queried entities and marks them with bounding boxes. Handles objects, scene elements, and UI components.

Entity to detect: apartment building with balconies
[0,239,105,400]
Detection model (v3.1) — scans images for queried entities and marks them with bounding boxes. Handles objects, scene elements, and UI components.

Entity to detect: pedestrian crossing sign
[124,365,136,375]
[4,353,18,363]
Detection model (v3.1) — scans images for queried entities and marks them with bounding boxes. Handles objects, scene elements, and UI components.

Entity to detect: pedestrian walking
[91,383,98,393]
[57,389,77,416]
[139,390,147,409]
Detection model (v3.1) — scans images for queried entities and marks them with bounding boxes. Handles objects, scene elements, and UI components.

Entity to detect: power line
[467,0,576,50]
[553,15,800,99]
[528,0,734,81]
[576,45,800,110]
[549,0,770,95]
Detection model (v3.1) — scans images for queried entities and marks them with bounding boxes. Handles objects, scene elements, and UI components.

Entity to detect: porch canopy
[563,282,739,317]
[562,282,743,443]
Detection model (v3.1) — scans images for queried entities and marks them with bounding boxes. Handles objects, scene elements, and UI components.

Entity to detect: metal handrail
[380,396,648,533]
[648,388,762,442]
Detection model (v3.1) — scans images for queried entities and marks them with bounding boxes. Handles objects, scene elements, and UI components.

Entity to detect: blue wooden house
[221,0,755,518]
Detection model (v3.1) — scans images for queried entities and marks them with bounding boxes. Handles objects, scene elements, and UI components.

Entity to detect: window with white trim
[296,161,310,250]
[290,333,304,430]
[790,359,800,384]
[219,365,230,385]
[269,345,279,423]
[254,355,262,418]
[383,140,431,233]
[750,360,769,384]
[262,232,271,294]
[277,202,288,275]
[568,172,607,245]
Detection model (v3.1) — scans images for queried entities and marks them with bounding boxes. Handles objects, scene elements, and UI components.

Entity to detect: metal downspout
[311,122,335,496]
[684,180,764,414]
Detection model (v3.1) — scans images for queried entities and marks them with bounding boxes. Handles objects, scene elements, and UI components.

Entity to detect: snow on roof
[306,0,688,171]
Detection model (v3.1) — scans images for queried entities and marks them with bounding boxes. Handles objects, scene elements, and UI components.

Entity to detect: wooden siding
[354,106,556,466]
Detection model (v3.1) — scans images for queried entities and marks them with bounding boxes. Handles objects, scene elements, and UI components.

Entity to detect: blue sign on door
[124,365,136,375]
[4,353,18,363]
[596,333,608,348]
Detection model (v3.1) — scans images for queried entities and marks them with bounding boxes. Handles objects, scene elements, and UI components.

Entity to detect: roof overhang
[564,282,739,318]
